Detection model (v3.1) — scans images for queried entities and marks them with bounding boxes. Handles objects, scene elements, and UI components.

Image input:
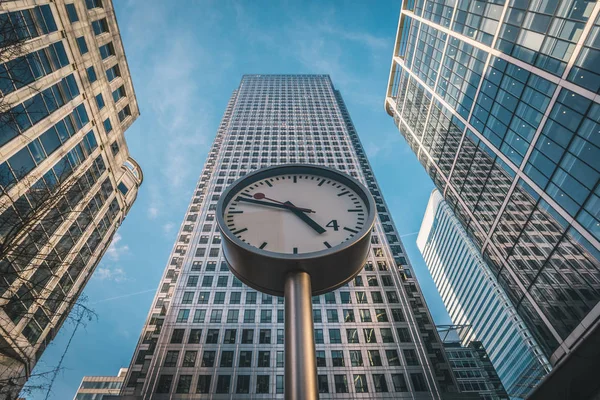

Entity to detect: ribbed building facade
[121,75,460,399]
[0,0,141,396]
[385,0,600,372]
[418,190,550,398]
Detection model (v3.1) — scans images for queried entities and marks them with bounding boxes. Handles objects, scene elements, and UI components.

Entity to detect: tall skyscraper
[385,0,600,389]
[418,189,550,398]
[121,75,460,398]
[0,0,141,396]
[73,367,128,400]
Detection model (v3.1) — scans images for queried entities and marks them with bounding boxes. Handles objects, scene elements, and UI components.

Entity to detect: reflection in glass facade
[418,190,550,398]
[443,340,509,400]
[386,0,600,368]
[122,75,460,398]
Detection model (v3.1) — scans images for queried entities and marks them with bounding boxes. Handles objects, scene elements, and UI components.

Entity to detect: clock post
[217,165,376,400]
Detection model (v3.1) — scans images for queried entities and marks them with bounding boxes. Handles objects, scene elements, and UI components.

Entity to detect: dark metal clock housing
[216,164,376,296]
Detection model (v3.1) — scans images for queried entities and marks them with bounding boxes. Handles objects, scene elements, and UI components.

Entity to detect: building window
[373,374,388,393]
[197,292,209,304]
[329,329,342,344]
[156,375,173,393]
[118,104,131,121]
[354,374,368,393]
[216,375,231,394]
[314,329,324,344]
[112,85,126,102]
[346,328,359,343]
[86,0,103,9]
[318,375,328,393]
[209,310,222,323]
[226,310,238,323]
[397,327,412,342]
[76,36,88,54]
[163,350,179,367]
[65,4,79,22]
[201,276,212,287]
[223,329,236,344]
[411,373,428,392]
[359,309,371,322]
[239,351,252,367]
[256,375,269,394]
[404,349,419,365]
[117,182,129,195]
[257,351,270,367]
[94,93,105,110]
[220,351,233,367]
[182,351,196,367]
[110,141,119,155]
[381,328,394,343]
[259,329,271,344]
[331,350,344,367]
[316,350,326,367]
[260,310,272,323]
[103,118,112,133]
[392,373,408,392]
[196,375,211,394]
[386,349,401,366]
[376,309,389,322]
[391,309,405,322]
[364,328,376,343]
[175,309,189,323]
[92,18,109,35]
[106,64,121,81]
[206,329,219,344]
[201,351,215,367]
[241,329,253,344]
[87,66,97,82]
[213,292,225,304]
[326,309,338,323]
[187,276,198,287]
[368,350,382,366]
[277,375,285,394]
[244,310,255,323]
[170,329,184,344]
[334,375,348,393]
[246,292,257,304]
[216,275,227,286]
[236,375,250,394]
[188,329,201,344]
[99,42,115,59]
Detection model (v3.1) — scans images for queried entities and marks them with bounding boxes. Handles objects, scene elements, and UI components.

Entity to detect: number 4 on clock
[326,219,339,231]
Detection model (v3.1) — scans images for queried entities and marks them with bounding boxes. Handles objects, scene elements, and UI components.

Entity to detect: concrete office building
[385,1,600,397]
[74,368,128,400]
[0,0,141,396]
[121,75,461,399]
[418,190,550,398]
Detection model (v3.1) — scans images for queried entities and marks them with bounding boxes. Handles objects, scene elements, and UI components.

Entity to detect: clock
[217,164,376,296]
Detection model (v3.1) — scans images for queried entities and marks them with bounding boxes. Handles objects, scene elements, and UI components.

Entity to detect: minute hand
[284,201,326,234]
[236,197,314,213]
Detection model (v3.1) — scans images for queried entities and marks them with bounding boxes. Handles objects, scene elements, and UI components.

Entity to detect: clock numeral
[326,219,340,231]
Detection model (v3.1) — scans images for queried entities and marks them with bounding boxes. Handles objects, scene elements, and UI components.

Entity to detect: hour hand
[236,197,314,213]
[284,201,326,234]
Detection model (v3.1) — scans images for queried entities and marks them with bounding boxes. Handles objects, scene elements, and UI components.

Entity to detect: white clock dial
[224,173,368,254]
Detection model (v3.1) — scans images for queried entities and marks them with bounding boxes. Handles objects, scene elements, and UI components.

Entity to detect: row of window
[162,346,419,369]
[168,326,413,346]
[155,372,428,394]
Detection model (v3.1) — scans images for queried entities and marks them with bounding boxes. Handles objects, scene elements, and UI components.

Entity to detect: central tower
[122,75,457,398]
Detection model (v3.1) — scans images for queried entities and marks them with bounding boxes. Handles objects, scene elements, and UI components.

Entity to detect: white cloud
[105,233,129,262]
[163,222,175,237]
[95,266,127,283]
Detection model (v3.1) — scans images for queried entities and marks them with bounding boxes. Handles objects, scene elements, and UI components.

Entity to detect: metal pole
[285,271,319,400]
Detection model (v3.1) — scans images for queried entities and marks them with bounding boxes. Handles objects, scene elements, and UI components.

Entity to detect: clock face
[223,173,368,254]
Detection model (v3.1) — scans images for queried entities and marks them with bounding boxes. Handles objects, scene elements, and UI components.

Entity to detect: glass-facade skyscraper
[385,0,600,376]
[418,189,550,398]
[121,75,461,398]
[0,0,141,397]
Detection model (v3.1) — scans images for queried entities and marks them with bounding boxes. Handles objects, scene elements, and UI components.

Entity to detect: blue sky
[28,1,452,398]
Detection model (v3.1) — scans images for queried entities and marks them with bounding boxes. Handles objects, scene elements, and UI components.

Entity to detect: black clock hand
[284,201,326,234]
[236,197,314,213]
